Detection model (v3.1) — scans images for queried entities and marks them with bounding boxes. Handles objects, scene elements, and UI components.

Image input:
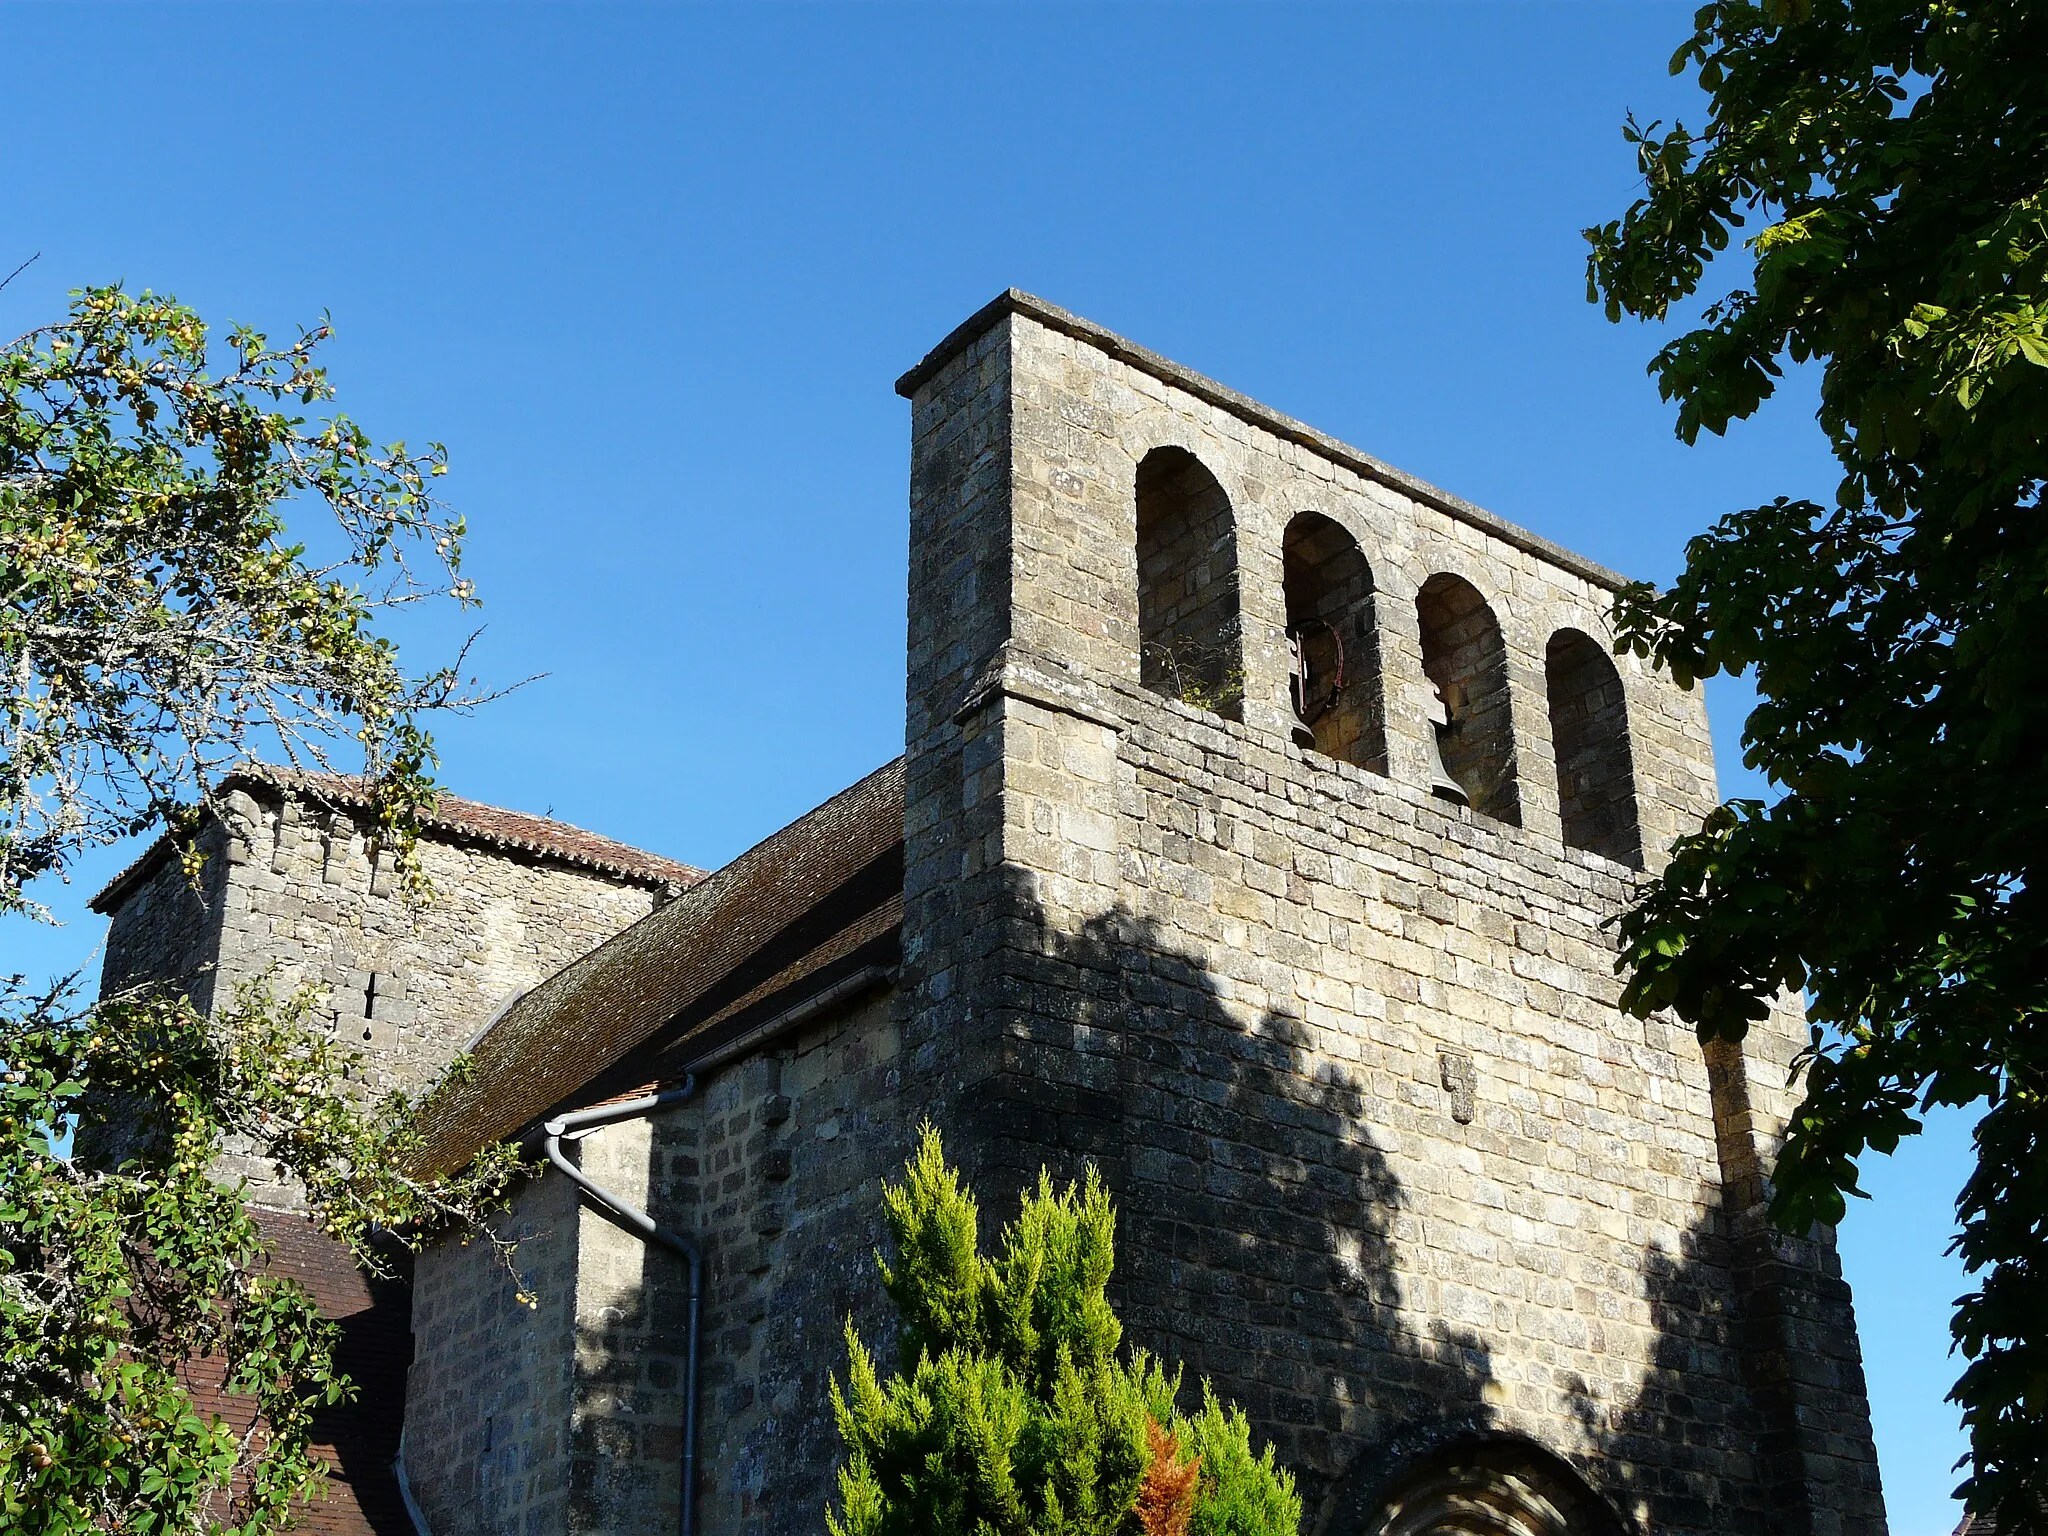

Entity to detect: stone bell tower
[892,292,1888,1535]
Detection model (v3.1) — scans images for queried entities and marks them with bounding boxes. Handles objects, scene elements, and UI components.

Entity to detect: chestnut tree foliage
[0,286,521,1534]
[1585,2,2046,1524]
[828,1128,1301,1536]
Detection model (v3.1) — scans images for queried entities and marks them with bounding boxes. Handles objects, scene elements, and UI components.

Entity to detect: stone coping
[896,289,1634,595]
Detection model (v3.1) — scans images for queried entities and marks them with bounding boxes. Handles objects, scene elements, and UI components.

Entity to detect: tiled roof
[409,757,905,1180]
[267,1212,418,1536]
[178,1207,416,1536]
[89,766,704,913]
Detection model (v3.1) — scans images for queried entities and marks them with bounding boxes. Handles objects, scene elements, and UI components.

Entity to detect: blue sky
[2,4,1974,1529]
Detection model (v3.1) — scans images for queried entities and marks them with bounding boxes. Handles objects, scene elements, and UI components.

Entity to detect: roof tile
[90,767,703,913]
[410,757,905,1178]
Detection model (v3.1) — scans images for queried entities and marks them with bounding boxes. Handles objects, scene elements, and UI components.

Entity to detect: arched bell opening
[1357,1437,1628,1536]
[1415,573,1520,825]
[1282,512,1387,773]
[1136,446,1243,721]
[1544,629,1642,867]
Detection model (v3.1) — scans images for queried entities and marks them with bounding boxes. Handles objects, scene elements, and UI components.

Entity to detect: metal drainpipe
[543,1079,703,1536]
[533,965,891,1536]
[392,1423,433,1536]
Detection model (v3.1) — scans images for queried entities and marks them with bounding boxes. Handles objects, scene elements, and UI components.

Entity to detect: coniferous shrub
[827,1126,1301,1536]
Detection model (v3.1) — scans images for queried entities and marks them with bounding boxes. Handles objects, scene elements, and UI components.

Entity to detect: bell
[1287,627,1311,723]
[1425,683,1469,805]
[1287,620,1345,730]
[1428,723,1468,805]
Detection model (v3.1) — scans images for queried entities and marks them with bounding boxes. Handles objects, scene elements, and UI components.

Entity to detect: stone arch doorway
[1343,1436,1628,1536]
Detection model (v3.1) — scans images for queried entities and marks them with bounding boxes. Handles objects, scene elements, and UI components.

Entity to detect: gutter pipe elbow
[542,1077,703,1536]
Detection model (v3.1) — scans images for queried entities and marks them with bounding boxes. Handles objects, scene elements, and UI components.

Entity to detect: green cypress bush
[827,1126,1301,1536]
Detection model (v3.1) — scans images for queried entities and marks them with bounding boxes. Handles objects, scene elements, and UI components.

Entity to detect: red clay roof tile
[89,766,703,914]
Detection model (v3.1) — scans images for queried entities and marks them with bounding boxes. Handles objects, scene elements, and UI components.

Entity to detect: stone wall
[99,819,234,1006]
[97,782,668,1211]
[99,785,662,1108]
[891,300,1887,1536]
[557,1111,681,1536]
[408,985,906,1536]
[667,987,905,1536]
[205,784,662,1102]
[408,1166,583,1536]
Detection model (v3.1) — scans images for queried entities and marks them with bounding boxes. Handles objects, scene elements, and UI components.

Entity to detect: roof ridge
[240,767,704,885]
[894,288,1632,594]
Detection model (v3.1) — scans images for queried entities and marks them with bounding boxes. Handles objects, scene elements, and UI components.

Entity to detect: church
[94,292,1890,1536]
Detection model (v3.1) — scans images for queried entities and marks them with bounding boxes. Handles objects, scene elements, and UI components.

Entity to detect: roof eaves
[407,756,906,1180]
[87,769,703,914]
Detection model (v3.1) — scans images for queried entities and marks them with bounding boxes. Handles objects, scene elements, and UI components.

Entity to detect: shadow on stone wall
[567,869,1795,1536]
[560,1145,695,1536]
[945,875,1766,1536]
[573,1038,910,1536]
